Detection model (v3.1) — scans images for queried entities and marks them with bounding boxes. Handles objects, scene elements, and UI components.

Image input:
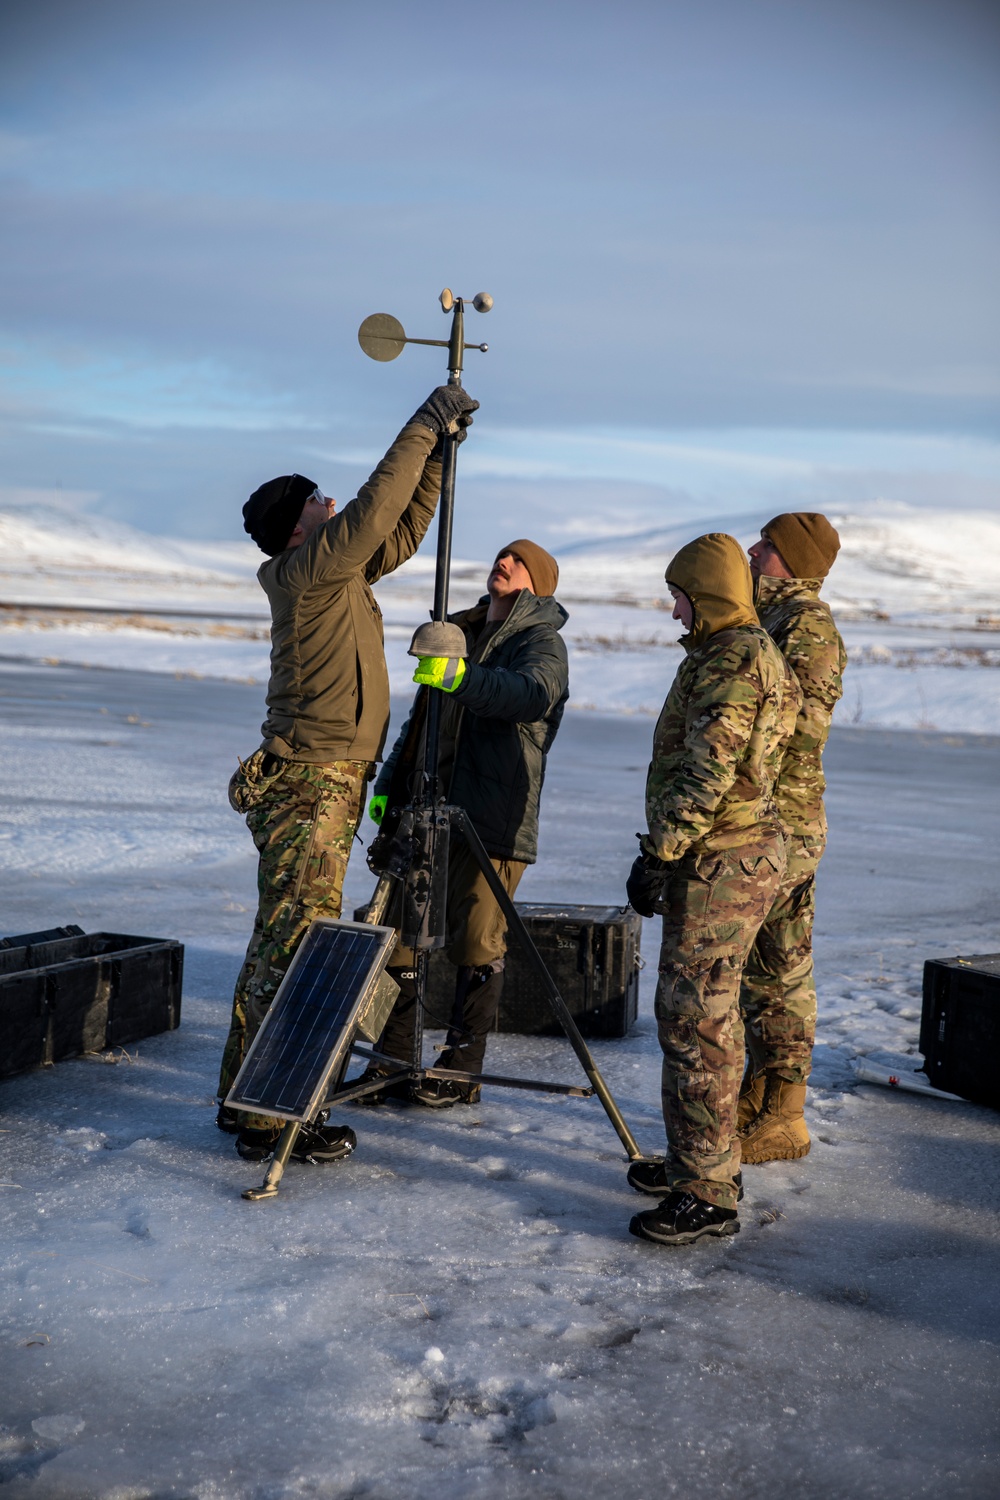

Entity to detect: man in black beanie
[218,384,478,1165]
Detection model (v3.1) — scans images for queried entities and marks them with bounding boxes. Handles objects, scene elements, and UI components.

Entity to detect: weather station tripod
[231,289,649,1201]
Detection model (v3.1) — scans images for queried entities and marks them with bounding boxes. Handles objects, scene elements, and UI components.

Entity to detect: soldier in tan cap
[363,539,568,1106]
[738,512,847,1164]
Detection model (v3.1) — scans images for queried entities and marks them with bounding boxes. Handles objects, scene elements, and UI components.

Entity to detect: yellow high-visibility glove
[412,655,467,692]
[368,794,387,824]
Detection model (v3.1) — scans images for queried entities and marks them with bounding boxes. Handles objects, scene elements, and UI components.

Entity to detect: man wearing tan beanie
[363,540,569,1106]
[738,512,847,1163]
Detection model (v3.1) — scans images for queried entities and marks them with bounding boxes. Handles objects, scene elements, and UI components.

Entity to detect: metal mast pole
[421,295,464,798]
[408,297,466,1069]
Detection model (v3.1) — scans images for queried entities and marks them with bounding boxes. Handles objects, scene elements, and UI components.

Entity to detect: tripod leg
[411,950,428,1071]
[242,1121,300,1201]
[364,873,397,927]
[450,809,644,1160]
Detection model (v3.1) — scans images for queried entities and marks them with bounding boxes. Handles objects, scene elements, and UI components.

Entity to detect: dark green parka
[375,588,569,863]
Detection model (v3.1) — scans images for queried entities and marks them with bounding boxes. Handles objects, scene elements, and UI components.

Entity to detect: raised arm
[280,423,438,592]
[279,386,477,592]
[364,447,443,584]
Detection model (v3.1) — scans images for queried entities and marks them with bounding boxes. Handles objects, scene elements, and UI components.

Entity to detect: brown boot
[736,1070,766,1132]
[738,1078,810,1164]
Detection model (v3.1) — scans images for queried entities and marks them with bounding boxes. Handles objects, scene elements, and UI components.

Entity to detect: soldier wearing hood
[738,513,846,1164]
[626,532,799,1246]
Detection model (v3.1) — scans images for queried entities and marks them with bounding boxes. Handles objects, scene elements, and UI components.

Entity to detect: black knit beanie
[243,474,317,556]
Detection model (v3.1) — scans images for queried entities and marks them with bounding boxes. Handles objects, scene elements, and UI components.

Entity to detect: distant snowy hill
[5,498,1000,619]
[1,497,998,732]
[0,500,262,610]
[555,505,1000,624]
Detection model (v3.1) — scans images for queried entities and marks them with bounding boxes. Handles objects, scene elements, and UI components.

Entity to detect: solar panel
[226,919,396,1123]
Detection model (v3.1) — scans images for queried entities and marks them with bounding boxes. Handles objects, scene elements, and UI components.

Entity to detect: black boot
[290,1120,357,1164]
[235,1106,356,1164]
[411,1077,473,1108]
[629,1190,740,1246]
[235,1124,281,1161]
[352,967,420,1105]
[216,1104,240,1134]
[349,1065,412,1106]
[373,967,420,1065]
[412,963,501,1107]
[627,1159,743,1202]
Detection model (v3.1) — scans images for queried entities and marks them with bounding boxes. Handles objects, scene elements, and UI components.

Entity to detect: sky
[0,0,998,554]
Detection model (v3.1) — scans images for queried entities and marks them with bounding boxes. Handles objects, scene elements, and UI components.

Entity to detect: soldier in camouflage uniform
[626,533,799,1246]
[738,512,846,1164]
[218,384,478,1162]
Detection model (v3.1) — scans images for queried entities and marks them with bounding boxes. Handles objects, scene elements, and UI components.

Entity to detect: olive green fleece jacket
[257,422,441,764]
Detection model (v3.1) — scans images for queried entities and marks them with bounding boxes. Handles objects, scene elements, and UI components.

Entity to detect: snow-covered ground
[1,660,998,1499]
[2,499,1000,734]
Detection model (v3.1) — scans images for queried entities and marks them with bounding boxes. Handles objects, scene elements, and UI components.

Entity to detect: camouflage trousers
[739,835,822,1085]
[656,831,786,1210]
[218,756,371,1127]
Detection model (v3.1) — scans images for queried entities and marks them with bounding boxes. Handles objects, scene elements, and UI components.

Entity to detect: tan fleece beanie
[665,532,757,649]
[763,513,841,579]
[495,539,559,597]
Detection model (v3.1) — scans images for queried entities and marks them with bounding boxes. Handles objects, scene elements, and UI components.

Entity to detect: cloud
[0,0,996,540]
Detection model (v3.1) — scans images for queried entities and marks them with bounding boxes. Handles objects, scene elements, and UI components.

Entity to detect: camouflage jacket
[756,575,846,842]
[645,624,799,862]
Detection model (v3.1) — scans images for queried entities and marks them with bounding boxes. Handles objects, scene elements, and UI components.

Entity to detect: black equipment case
[0,926,184,1080]
[494,903,641,1038]
[357,901,642,1040]
[920,952,1000,1109]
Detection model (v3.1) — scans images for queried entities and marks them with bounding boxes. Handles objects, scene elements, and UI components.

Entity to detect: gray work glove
[626,842,675,918]
[408,385,479,443]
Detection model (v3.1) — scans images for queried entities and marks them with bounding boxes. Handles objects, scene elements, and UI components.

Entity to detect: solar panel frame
[226,919,397,1124]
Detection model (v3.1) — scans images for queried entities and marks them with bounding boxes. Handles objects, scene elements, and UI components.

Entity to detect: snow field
[4,1014,998,1500]
[2,500,1000,734]
[1,663,998,1498]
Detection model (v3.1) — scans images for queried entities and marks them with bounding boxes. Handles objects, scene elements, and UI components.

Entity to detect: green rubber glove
[412,655,467,692]
[368,794,387,824]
